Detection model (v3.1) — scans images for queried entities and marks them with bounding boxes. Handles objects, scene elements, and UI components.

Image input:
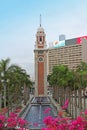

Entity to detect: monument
[34,15,47,96]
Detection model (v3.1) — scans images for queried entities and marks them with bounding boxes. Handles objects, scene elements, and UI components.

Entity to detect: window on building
[40,37,42,42]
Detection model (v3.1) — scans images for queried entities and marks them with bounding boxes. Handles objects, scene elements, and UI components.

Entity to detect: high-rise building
[59,34,66,41]
[34,23,48,96]
[48,36,87,74]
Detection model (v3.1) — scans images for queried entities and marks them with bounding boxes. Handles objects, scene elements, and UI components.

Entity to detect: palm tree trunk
[74,89,77,118]
[3,82,6,108]
[83,88,86,111]
[78,88,82,114]
[0,93,2,108]
[57,87,59,103]
[59,87,61,104]
[60,87,63,106]
[71,91,74,118]
[69,88,72,117]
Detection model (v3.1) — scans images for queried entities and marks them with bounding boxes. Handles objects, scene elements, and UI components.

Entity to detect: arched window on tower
[40,37,42,42]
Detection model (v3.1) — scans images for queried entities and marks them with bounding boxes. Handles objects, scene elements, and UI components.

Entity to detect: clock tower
[34,17,47,96]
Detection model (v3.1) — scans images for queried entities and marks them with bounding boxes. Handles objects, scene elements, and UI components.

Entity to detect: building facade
[34,25,48,96]
[48,37,87,74]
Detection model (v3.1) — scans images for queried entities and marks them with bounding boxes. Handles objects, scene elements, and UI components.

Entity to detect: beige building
[48,38,87,74]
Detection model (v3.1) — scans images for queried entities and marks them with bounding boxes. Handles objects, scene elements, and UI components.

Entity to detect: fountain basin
[24,97,57,129]
[25,104,57,129]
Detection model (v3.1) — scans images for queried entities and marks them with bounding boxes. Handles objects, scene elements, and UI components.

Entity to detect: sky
[0,0,87,79]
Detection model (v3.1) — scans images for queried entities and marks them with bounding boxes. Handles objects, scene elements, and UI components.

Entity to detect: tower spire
[40,14,41,27]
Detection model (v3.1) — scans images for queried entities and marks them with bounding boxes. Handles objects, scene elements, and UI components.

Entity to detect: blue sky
[0,0,87,79]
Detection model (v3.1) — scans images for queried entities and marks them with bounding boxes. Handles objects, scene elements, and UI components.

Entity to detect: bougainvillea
[0,112,28,130]
[61,99,69,110]
[42,100,87,130]
[1,99,87,130]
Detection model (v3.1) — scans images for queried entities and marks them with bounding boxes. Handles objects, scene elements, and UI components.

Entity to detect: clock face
[39,57,43,61]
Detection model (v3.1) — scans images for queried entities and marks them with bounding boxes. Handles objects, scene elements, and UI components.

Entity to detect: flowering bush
[61,99,69,110]
[1,99,87,130]
[0,112,28,130]
[42,115,87,130]
[42,100,87,130]
[44,108,51,114]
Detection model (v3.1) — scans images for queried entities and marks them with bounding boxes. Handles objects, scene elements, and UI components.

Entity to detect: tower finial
[40,14,41,27]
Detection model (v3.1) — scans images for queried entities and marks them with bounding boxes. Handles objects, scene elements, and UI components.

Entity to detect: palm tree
[76,62,87,112]
[0,81,2,108]
[0,58,11,108]
[47,65,72,105]
[7,65,32,108]
[0,58,32,110]
[47,62,87,118]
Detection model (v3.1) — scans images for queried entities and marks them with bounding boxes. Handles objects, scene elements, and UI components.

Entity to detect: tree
[0,58,11,108]
[47,65,72,104]
[76,62,87,112]
[0,58,32,111]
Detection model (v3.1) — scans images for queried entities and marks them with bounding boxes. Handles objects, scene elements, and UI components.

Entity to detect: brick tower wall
[38,62,44,95]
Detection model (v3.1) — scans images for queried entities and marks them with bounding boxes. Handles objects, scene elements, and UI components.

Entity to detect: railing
[53,86,87,118]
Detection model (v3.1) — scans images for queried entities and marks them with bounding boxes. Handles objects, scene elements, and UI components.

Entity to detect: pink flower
[9,112,17,117]
[0,123,4,129]
[0,115,5,123]
[62,99,69,110]
[43,116,53,126]
[44,108,51,114]
[18,118,27,127]
[84,110,87,115]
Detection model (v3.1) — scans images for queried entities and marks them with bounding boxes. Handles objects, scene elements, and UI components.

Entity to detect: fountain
[24,97,57,130]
